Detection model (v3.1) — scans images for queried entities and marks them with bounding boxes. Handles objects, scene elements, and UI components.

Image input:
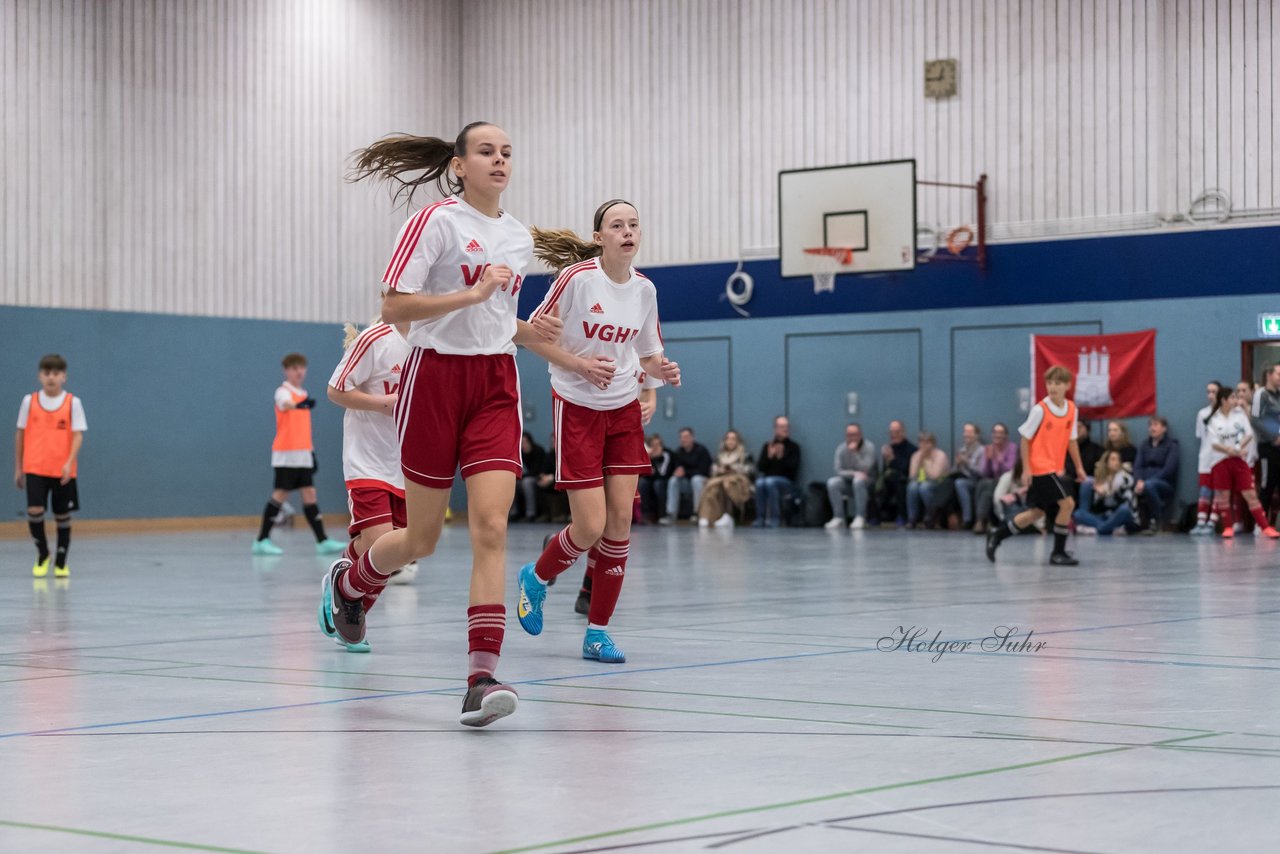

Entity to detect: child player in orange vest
[986,364,1087,566]
[253,353,345,555]
[15,354,87,578]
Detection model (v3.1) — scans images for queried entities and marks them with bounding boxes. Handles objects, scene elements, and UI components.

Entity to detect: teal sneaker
[583,628,626,663]
[252,539,284,556]
[318,559,365,646]
[316,538,346,555]
[516,562,547,636]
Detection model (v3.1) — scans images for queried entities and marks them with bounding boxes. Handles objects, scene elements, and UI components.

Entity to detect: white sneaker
[388,561,418,585]
[698,517,710,528]
[714,513,734,528]
[1076,525,1097,535]
[657,516,673,526]
[824,517,844,529]
[850,516,865,529]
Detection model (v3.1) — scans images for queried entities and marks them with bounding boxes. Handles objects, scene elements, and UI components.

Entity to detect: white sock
[587,623,609,632]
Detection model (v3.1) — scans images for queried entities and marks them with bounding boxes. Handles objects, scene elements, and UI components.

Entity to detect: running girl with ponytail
[318,122,576,727]
[516,200,681,664]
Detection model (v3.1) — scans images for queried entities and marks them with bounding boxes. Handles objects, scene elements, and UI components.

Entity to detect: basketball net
[803,247,854,294]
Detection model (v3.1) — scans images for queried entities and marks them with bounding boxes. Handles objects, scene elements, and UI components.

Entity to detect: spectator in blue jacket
[1133,415,1179,533]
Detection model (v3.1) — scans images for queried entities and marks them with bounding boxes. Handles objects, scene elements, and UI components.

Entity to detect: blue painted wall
[4,225,1278,519]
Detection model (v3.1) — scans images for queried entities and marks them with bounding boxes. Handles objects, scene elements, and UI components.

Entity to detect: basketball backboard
[778,159,917,278]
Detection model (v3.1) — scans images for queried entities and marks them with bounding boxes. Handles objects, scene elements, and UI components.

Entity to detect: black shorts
[1028,473,1072,515]
[25,475,80,514]
[273,466,315,491]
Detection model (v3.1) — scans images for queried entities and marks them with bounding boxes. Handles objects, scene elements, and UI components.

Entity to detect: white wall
[469,0,1280,261]
[1,0,459,320]
[2,0,1277,320]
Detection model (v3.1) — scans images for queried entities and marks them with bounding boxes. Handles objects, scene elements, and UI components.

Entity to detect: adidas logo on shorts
[464,239,483,253]
[589,303,605,314]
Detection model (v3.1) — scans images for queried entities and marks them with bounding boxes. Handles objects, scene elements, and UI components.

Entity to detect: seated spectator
[535,431,569,523]
[512,431,547,522]
[1073,450,1140,535]
[637,434,672,523]
[906,431,950,528]
[993,457,1039,527]
[753,416,801,528]
[825,422,879,529]
[950,422,984,529]
[874,420,917,526]
[1079,420,1131,513]
[1133,415,1180,533]
[698,430,754,528]
[659,427,711,524]
[1064,419,1104,488]
[1104,420,1137,465]
[973,422,1016,535]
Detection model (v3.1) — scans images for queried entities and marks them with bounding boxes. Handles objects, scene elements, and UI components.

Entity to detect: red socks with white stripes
[467,604,506,686]
[534,527,589,582]
[587,537,629,626]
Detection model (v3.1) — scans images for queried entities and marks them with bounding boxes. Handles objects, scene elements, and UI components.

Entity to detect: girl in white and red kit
[517,200,681,663]
[322,123,569,727]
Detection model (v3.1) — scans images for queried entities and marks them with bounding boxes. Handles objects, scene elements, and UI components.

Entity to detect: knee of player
[403,528,439,559]
[467,510,510,544]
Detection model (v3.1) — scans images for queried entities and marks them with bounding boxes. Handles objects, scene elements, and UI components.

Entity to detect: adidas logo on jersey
[390,364,402,374]
[589,303,605,314]
[464,239,483,253]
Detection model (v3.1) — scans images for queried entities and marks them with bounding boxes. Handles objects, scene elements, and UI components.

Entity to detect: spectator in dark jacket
[753,416,802,528]
[513,432,547,521]
[875,420,917,525]
[638,434,673,522]
[659,427,712,523]
[1133,415,1180,532]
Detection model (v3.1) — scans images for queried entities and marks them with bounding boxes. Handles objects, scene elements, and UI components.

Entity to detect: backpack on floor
[802,481,833,527]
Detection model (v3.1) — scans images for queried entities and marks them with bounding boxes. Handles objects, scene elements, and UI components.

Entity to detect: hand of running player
[657,357,680,386]
[60,462,73,485]
[639,395,656,425]
[1020,470,1032,488]
[382,393,398,415]
[577,355,616,390]
[530,302,563,343]
[296,397,317,410]
[14,470,23,490]
[471,264,513,302]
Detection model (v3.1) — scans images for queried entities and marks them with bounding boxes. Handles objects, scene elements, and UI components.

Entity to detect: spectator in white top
[906,431,950,528]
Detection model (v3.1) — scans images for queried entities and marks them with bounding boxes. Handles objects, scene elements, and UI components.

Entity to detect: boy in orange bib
[14,354,86,578]
[986,365,1087,566]
[253,353,345,556]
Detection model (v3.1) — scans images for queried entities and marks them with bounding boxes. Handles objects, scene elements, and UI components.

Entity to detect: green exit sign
[1262,315,1280,337]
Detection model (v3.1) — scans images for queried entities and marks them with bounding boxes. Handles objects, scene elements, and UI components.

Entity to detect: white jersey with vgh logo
[381,195,534,356]
[328,323,413,493]
[530,258,663,411]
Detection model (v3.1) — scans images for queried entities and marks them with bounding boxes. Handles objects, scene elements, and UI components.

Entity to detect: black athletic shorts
[25,475,80,514]
[1027,473,1072,515]
[273,466,315,491]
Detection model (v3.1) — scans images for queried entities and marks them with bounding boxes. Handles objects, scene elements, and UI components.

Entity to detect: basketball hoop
[803,247,854,294]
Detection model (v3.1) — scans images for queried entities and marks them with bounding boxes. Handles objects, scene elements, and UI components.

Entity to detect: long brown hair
[347,122,493,208]
[531,199,636,273]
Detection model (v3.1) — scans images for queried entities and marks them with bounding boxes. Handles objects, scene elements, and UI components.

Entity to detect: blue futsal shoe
[582,628,626,663]
[516,562,547,636]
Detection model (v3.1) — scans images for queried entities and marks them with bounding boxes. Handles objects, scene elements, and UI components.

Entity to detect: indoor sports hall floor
[1,525,1277,853]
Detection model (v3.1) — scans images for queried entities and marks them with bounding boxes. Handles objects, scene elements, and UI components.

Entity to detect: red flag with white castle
[1030,330,1157,420]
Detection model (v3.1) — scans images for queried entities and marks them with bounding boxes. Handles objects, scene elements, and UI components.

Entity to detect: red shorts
[1198,472,1212,490]
[395,348,523,488]
[553,394,650,490]
[1211,457,1255,492]
[346,484,407,537]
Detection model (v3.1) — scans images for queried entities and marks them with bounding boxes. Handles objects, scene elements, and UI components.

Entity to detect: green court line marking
[1052,643,1280,663]
[972,731,1280,757]
[519,696,927,730]
[490,733,1220,854]
[0,819,269,853]
[533,682,1215,734]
